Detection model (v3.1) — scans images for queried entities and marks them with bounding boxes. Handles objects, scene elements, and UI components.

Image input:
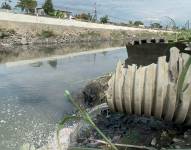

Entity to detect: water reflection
[30,62,43,67]
[102,51,108,56]
[0,41,125,64]
[48,60,57,69]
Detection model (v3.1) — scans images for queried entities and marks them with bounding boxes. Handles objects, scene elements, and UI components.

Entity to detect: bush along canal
[35,42,191,150]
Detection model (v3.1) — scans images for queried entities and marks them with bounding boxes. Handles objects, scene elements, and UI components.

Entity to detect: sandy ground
[0,12,170,32]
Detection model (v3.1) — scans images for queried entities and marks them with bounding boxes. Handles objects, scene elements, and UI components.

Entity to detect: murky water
[0,47,127,150]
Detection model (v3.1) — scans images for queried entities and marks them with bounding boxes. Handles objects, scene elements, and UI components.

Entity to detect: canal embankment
[0,12,174,48]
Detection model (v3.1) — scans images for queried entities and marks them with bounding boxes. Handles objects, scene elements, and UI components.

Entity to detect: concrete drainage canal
[21,41,191,150]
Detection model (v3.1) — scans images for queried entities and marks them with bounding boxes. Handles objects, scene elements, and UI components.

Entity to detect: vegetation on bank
[0,28,15,39]
[75,13,94,22]
[163,30,191,42]
[37,30,55,38]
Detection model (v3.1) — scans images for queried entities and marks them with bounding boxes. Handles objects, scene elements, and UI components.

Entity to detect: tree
[151,23,162,29]
[1,0,11,10]
[42,0,54,15]
[75,13,92,21]
[100,15,109,24]
[129,20,133,25]
[16,0,37,14]
[134,21,144,26]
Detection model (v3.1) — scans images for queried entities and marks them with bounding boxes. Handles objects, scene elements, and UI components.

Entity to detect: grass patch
[110,31,123,40]
[38,30,55,38]
[0,31,9,39]
[0,28,15,39]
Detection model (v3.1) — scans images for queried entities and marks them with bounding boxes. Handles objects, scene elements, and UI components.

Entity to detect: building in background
[35,7,46,16]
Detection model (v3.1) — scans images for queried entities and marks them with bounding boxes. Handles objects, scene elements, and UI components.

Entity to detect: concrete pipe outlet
[106,47,191,125]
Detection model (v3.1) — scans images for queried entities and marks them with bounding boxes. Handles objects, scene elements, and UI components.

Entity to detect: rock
[0,120,6,123]
[83,75,111,106]
[184,130,191,139]
[86,142,100,148]
[20,38,28,45]
[174,145,181,149]
[172,138,184,143]
[112,135,121,143]
[185,47,191,51]
[151,137,157,146]
[160,131,172,147]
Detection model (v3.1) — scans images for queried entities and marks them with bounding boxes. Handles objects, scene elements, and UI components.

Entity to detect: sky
[1,0,191,26]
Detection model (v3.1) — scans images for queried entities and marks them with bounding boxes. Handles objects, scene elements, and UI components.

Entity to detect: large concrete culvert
[106,47,191,125]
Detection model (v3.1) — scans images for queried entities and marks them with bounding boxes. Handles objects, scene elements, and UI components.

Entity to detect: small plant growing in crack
[56,90,118,150]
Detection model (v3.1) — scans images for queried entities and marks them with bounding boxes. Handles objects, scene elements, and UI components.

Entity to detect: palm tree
[1,0,12,10]
[16,0,37,14]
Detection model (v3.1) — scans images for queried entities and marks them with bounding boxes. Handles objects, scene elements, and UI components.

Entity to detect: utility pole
[185,20,190,30]
[188,20,190,30]
[93,2,97,22]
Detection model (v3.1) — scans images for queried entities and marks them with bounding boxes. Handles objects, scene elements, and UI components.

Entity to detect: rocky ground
[72,75,191,150]
[75,110,191,150]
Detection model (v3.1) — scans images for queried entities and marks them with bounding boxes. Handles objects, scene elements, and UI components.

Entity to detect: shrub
[150,23,162,29]
[134,21,144,26]
[39,30,55,38]
[100,15,109,24]
[75,13,92,21]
